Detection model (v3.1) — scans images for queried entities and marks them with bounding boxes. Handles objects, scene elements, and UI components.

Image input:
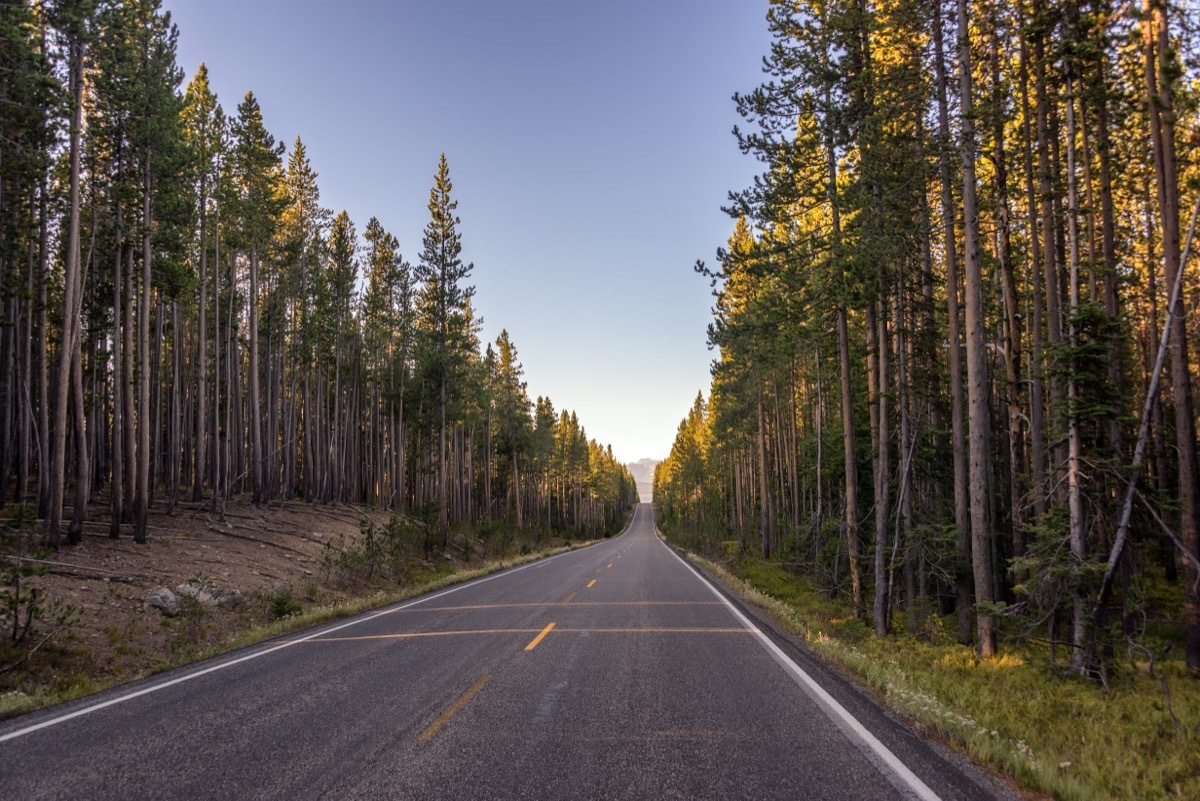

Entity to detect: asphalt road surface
[0,504,1019,800]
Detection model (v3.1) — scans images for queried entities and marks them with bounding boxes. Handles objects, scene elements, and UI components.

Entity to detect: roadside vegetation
[667,537,1197,801]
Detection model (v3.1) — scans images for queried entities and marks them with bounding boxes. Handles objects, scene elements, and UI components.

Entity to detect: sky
[162,0,773,464]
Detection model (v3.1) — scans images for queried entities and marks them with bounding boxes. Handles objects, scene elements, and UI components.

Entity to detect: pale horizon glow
[162,0,772,464]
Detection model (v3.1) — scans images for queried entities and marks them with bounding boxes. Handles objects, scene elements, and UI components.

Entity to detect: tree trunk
[46,38,85,549]
[869,296,890,637]
[123,245,135,517]
[827,121,862,617]
[193,170,207,501]
[933,14,973,644]
[990,13,1025,556]
[1064,71,1088,672]
[134,155,152,543]
[1018,28,1048,525]
[958,0,996,657]
[249,244,263,504]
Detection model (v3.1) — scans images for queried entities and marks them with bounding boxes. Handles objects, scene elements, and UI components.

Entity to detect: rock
[214,588,244,610]
[175,582,216,606]
[145,587,179,617]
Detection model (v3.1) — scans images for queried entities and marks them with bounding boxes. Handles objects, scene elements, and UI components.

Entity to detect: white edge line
[658,535,942,801]
[0,547,579,744]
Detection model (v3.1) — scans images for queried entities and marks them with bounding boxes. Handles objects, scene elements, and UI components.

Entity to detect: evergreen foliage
[0,2,636,568]
[658,0,1200,678]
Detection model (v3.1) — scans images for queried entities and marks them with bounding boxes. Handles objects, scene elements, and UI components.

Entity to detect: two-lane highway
[0,504,1018,800]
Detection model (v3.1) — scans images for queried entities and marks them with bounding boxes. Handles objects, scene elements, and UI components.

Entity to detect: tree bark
[958,0,996,657]
[134,155,152,543]
[46,38,85,549]
[933,13,973,644]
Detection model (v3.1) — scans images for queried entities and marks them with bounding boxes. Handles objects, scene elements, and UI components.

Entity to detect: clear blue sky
[163,0,772,464]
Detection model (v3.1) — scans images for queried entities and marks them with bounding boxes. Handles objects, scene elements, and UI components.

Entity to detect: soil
[0,498,431,716]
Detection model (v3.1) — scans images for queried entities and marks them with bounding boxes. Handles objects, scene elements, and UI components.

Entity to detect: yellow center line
[524,622,556,651]
[587,579,597,588]
[414,674,492,745]
[301,629,543,643]
[555,627,754,634]
[607,563,613,569]
[302,626,756,645]
[375,601,723,614]
[562,592,577,604]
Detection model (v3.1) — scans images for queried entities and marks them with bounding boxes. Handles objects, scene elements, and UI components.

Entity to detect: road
[0,504,1017,800]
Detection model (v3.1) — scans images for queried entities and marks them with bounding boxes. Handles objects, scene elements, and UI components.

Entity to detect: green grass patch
[687,554,1198,801]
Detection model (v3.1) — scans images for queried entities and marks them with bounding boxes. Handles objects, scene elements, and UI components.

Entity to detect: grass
[0,538,598,723]
[686,553,1199,801]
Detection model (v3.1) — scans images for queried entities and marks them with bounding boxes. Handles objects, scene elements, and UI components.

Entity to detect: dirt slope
[1,499,411,716]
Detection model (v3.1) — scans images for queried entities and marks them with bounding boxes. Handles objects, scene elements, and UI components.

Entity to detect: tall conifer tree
[415,155,475,551]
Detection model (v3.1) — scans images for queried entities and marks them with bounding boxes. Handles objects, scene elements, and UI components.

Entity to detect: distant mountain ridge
[626,458,660,502]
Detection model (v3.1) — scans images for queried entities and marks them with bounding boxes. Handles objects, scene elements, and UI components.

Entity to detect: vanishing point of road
[0,504,1018,800]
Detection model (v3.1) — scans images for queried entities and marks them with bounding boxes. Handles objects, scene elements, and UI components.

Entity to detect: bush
[267,587,302,619]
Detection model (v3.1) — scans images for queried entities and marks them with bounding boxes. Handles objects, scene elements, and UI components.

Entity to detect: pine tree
[491,330,531,527]
[181,63,221,501]
[230,91,283,504]
[414,155,476,551]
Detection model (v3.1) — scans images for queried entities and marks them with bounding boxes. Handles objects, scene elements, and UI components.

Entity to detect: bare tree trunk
[37,179,50,519]
[958,0,996,657]
[18,195,36,506]
[123,246,135,517]
[193,170,207,501]
[47,39,85,549]
[67,231,90,544]
[991,13,1025,556]
[1018,28,1048,525]
[513,450,523,528]
[1035,30,1064,502]
[110,198,125,537]
[134,156,152,543]
[895,283,917,635]
[169,300,181,513]
[933,15,973,644]
[1064,71,1088,672]
[869,295,890,637]
[439,370,448,551]
[827,120,862,616]
[757,387,771,559]
[211,205,222,515]
[249,244,263,504]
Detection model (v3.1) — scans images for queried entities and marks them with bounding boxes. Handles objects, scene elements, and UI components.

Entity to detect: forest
[0,0,638,561]
[655,0,1200,679]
